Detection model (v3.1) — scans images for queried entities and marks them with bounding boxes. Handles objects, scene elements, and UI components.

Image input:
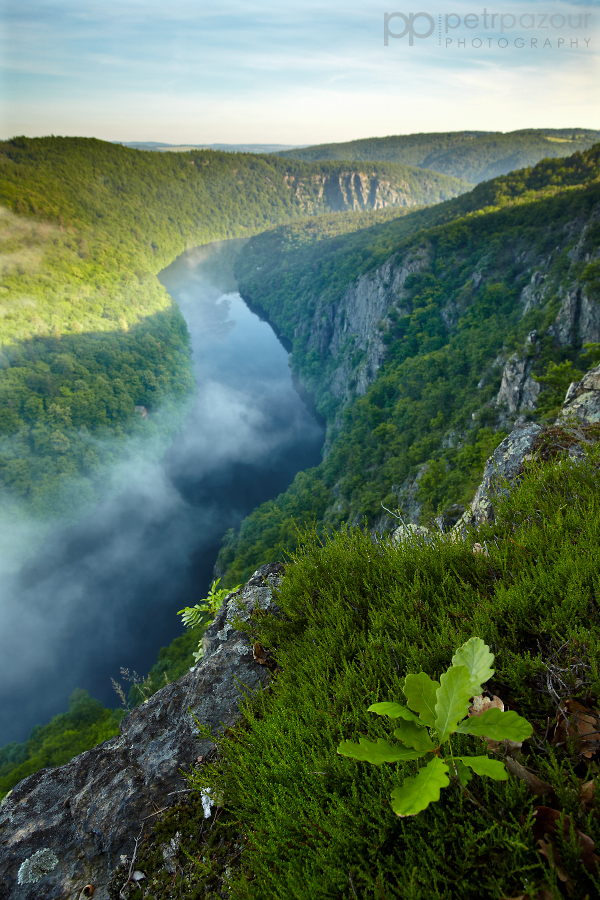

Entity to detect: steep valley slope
[1,135,600,807]
[0,137,466,520]
[216,144,600,584]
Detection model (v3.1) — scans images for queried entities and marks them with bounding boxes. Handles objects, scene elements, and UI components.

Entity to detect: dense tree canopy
[0,137,467,517]
[216,145,600,585]
[278,127,600,183]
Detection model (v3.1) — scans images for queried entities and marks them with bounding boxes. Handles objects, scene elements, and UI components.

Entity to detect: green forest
[0,690,126,798]
[0,136,465,520]
[0,134,465,794]
[215,145,600,585]
[1,137,599,822]
[277,127,600,183]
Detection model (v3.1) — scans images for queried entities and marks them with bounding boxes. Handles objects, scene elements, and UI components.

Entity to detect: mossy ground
[118,439,600,899]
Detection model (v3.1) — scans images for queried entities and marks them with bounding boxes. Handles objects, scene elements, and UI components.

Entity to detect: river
[0,240,324,744]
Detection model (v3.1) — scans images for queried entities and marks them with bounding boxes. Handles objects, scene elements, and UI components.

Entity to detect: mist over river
[0,241,324,745]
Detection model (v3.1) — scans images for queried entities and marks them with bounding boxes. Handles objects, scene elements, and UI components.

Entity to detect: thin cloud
[2,0,598,141]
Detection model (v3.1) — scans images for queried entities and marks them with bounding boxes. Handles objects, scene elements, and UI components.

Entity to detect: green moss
[108,789,247,900]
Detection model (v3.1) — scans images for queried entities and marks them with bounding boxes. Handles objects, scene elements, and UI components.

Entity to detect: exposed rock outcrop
[548,285,600,349]
[284,171,457,214]
[458,363,600,530]
[304,248,429,417]
[495,333,540,414]
[496,353,540,414]
[558,362,600,425]
[0,564,285,900]
[391,523,431,544]
[519,269,547,315]
[456,422,543,528]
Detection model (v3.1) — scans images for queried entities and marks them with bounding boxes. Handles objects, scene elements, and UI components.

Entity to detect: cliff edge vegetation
[116,424,600,900]
[216,145,600,586]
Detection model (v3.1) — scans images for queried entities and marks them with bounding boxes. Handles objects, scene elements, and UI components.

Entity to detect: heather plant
[338,637,532,816]
[173,440,600,900]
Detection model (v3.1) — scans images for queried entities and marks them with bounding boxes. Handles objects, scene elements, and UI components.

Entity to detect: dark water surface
[0,241,324,744]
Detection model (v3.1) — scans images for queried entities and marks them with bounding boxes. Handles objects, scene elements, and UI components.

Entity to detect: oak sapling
[337,637,533,817]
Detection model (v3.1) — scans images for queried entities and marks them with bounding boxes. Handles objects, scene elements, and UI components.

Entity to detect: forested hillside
[0,136,469,793]
[0,137,466,518]
[2,137,598,806]
[277,128,600,184]
[215,145,600,584]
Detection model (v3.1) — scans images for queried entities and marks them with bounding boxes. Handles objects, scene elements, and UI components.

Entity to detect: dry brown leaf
[472,542,490,557]
[486,737,523,755]
[469,693,504,716]
[253,642,269,665]
[470,693,524,756]
[553,699,600,758]
[537,838,571,886]
[580,780,595,808]
[532,806,600,875]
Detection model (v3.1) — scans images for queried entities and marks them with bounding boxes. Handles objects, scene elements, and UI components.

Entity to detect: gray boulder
[0,563,284,900]
[457,362,600,532]
[391,523,432,544]
[455,423,542,528]
[557,363,600,425]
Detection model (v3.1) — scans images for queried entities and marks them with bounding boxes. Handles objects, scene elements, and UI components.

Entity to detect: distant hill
[118,141,306,154]
[276,128,600,184]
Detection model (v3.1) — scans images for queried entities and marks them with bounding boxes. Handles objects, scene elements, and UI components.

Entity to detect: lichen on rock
[17,848,58,885]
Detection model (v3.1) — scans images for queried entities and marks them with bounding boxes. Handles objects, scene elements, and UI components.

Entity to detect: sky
[1,0,598,145]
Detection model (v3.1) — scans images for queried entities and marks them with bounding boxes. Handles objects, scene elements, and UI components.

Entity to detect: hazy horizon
[2,1,598,145]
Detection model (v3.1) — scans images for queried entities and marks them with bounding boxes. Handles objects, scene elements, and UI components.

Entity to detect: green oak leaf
[435,664,472,744]
[337,737,424,765]
[453,758,473,786]
[403,672,440,728]
[456,756,508,780]
[451,637,495,696]
[456,707,533,741]
[367,702,421,723]
[390,757,450,816]
[393,720,436,753]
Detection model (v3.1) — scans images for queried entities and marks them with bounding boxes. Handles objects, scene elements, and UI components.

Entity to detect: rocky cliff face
[294,201,600,436]
[300,248,429,419]
[457,363,600,529]
[495,332,541,415]
[558,362,600,425]
[0,564,284,900]
[284,172,454,213]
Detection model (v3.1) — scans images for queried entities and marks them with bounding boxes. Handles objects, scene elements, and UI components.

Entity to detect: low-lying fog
[0,241,324,745]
